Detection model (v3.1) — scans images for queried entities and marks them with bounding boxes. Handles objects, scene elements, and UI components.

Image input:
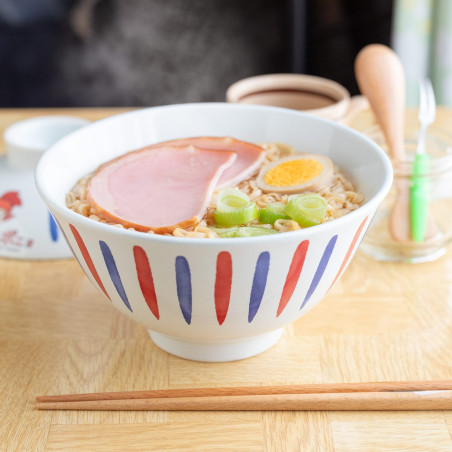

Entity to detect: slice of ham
[87,145,236,233]
[148,137,265,188]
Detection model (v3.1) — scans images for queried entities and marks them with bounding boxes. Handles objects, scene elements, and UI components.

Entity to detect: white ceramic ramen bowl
[36,103,392,362]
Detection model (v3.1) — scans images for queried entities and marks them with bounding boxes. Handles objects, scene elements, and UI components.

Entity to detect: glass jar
[361,124,452,263]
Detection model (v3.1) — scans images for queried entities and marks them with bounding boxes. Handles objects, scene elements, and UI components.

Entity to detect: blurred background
[0,0,450,108]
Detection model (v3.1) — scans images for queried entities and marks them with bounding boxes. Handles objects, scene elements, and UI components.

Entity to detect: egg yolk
[263,159,324,187]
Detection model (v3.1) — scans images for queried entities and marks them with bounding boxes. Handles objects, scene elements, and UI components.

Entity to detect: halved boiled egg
[256,154,334,194]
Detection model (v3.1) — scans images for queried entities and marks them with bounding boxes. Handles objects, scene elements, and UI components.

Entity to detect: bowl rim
[35,102,393,245]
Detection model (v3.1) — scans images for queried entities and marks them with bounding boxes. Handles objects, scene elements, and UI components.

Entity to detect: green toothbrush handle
[410,154,430,242]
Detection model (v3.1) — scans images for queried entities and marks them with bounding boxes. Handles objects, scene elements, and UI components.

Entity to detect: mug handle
[340,95,370,126]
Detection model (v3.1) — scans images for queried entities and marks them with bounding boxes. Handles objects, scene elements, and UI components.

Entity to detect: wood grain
[1,108,452,450]
[45,421,263,451]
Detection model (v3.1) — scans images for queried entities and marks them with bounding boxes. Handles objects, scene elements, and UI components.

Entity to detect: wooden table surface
[1,107,452,451]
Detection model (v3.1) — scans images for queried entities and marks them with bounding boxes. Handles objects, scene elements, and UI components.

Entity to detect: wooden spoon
[354,44,410,241]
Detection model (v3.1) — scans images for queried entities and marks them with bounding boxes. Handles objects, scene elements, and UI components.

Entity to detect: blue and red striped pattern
[67,221,366,325]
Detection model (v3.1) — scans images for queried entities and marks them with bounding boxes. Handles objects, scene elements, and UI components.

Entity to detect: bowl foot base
[148,328,284,362]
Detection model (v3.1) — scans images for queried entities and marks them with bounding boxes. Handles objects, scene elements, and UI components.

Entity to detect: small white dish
[0,115,89,259]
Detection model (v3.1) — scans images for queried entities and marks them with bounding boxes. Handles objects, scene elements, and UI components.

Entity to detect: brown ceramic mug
[226,73,368,124]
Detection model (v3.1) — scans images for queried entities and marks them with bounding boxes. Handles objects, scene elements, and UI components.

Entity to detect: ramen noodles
[66,140,364,238]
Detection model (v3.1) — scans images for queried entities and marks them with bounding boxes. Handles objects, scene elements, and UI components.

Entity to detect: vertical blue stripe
[175,256,192,324]
[49,212,59,242]
[248,251,270,323]
[300,235,338,311]
[99,241,132,312]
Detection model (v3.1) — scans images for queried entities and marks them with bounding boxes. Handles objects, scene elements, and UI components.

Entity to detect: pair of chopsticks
[36,380,452,411]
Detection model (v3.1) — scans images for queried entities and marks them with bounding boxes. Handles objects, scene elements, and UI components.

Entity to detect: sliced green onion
[214,188,258,227]
[214,202,258,227]
[209,226,279,238]
[259,202,291,225]
[216,188,251,213]
[234,226,278,237]
[208,226,239,238]
[286,194,328,228]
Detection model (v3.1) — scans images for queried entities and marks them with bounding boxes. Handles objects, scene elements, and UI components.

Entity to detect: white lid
[4,116,90,169]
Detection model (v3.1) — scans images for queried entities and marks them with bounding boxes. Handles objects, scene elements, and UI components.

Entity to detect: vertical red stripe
[215,251,232,325]
[330,216,368,289]
[133,246,159,319]
[69,224,110,300]
[277,240,309,317]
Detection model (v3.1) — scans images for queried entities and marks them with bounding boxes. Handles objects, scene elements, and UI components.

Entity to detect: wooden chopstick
[36,391,452,411]
[36,380,452,411]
